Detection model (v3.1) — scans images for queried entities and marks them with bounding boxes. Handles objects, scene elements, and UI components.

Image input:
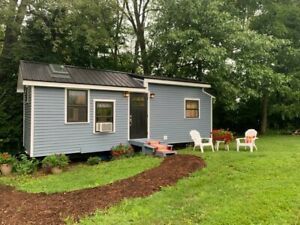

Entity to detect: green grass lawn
[76,135,300,225]
[0,155,162,193]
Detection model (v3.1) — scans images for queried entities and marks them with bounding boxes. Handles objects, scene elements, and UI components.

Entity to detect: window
[67,90,88,123]
[94,100,115,132]
[185,99,200,118]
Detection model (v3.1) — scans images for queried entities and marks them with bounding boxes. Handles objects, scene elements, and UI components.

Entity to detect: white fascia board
[23,80,148,93]
[144,78,211,88]
[202,88,215,98]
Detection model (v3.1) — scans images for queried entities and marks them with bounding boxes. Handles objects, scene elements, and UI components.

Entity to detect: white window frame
[184,98,200,119]
[93,99,116,134]
[65,89,90,124]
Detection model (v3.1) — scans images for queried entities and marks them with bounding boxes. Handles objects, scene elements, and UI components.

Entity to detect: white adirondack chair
[190,130,214,153]
[236,129,258,153]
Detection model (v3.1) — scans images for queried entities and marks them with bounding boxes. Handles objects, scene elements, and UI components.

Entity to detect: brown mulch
[0,155,205,225]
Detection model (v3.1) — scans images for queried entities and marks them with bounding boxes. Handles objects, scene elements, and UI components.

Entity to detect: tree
[120,0,151,74]
[0,0,133,153]
[17,0,131,70]
[149,0,289,133]
[250,1,300,129]
[0,0,30,81]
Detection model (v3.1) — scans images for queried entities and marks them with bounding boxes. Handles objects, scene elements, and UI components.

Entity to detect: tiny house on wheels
[17,61,214,157]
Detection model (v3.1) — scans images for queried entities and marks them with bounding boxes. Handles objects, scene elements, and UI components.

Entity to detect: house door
[130,93,148,139]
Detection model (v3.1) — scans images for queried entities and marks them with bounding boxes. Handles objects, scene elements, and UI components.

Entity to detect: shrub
[111,144,134,158]
[15,154,39,175]
[42,154,69,169]
[0,152,16,165]
[87,156,101,165]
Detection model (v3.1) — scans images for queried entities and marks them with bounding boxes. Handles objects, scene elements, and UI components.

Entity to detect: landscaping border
[0,155,205,225]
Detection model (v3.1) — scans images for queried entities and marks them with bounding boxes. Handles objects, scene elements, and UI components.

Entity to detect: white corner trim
[184,98,201,119]
[210,97,213,133]
[93,99,116,134]
[144,79,211,88]
[127,95,130,140]
[22,88,25,146]
[64,89,90,124]
[202,88,214,131]
[23,80,148,93]
[202,88,215,98]
[64,89,67,124]
[147,92,150,139]
[30,86,35,157]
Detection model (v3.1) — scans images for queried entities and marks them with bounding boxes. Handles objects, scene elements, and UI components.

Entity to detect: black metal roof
[19,61,144,88]
[19,60,209,88]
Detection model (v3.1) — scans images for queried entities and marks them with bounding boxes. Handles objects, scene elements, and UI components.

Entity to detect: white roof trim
[202,88,215,98]
[22,80,148,93]
[144,78,211,88]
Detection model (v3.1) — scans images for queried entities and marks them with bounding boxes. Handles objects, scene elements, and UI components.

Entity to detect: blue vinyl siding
[148,84,212,143]
[29,84,212,157]
[33,87,128,157]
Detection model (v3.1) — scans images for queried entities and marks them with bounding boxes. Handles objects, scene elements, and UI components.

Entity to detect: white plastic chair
[190,130,214,153]
[236,129,258,153]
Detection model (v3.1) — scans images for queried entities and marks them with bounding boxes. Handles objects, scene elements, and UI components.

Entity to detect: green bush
[15,154,39,175]
[0,152,16,165]
[42,154,69,169]
[87,156,101,165]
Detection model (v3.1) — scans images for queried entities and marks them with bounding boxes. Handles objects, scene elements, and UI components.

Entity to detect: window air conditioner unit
[96,122,113,132]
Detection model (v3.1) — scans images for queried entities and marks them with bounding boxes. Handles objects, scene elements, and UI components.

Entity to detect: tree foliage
[149,0,299,132]
[0,0,299,153]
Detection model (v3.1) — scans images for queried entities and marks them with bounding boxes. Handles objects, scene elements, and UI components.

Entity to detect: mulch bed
[0,154,205,225]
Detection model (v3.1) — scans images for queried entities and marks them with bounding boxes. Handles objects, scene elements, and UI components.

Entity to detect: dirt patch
[0,154,205,225]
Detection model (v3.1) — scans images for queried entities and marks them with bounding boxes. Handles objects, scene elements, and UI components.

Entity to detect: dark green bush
[42,154,69,169]
[15,154,39,175]
[87,156,101,165]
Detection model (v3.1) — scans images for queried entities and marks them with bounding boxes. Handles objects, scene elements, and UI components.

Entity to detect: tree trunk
[123,0,150,74]
[112,0,125,66]
[137,27,149,74]
[132,40,139,73]
[260,94,269,134]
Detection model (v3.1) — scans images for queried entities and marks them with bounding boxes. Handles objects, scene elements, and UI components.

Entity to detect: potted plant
[0,152,16,176]
[211,129,234,144]
[111,144,134,158]
[42,154,69,174]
